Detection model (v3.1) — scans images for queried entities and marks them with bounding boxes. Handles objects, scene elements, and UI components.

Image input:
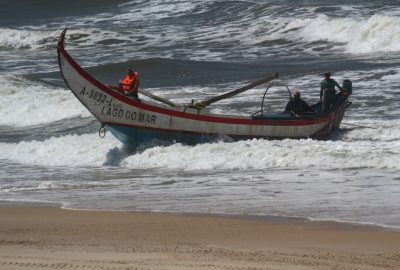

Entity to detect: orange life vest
[122,73,138,91]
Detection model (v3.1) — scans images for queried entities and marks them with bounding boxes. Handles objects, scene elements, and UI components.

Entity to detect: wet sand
[0,206,399,269]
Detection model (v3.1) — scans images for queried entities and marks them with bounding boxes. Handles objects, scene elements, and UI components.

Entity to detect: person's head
[128,68,139,78]
[293,90,300,99]
[127,68,138,78]
[324,72,331,79]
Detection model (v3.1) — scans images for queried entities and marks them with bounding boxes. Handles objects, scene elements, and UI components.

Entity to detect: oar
[191,72,279,110]
[107,84,180,108]
[138,88,181,108]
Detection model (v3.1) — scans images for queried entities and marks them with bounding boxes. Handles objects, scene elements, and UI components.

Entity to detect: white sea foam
[37,181,57,190]
[1,181,57,193]
[2,2,400,71]
[116,0,198,21]
[5,3,397,67]
[0,27,126,51]
[125,9,400,56]
[181,11,400,55]
[0,28,60,49]
[343,120,400,141]
[218,13,400,55]
[0,133,120,167]
[121,137,400,171]
[0,75,91,127]
[284,14,400,54]
[1,129,398,171]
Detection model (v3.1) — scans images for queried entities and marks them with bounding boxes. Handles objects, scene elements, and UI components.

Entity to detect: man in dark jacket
[284,91,314,115]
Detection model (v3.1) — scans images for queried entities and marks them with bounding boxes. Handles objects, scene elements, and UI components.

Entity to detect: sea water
[0,0,399,228]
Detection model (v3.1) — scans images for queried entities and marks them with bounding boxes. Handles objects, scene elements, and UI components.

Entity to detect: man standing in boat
[119,68,140,98]
[320,72,344,112]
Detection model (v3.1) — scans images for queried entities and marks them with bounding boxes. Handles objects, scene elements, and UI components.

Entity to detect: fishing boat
[57,29,352,146]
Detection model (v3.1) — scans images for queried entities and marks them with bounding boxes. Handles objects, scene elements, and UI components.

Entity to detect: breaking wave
[279,14,400,54]
[0,133,120,167]
[1,181,58,193]
[1,130,399,171]
[0,27,126,50]
[121,137,400,171]
[0,75,90,127]
[0,28,59,49]
[4,5,400,56]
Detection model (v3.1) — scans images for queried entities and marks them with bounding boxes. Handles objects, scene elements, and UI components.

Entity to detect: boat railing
[252,82,292,118]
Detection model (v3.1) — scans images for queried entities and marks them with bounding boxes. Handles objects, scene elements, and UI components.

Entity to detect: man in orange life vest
[119,68,140,98]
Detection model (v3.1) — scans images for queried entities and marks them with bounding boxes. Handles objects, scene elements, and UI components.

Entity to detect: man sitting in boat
[320,72,344,112]
[284,90,314,115]
[119,68,140,98]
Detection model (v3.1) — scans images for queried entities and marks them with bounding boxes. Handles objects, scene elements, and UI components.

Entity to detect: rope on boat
[98,123,106,138]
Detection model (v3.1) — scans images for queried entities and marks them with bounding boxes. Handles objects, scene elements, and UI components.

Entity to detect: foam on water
[344,120,400,141]
[11,2,396,58]
[107,4,400,56]
[0,28,59,49]
[2,127,398,172]
[1,181,58,193]
[121,136,400,171]
[0,75,90,127]
[207,12,400,56]
[3,2,400,77]
[116,0,198,21]
[0,27,132,50]
[283,14,400,54]
[0,133,119,167]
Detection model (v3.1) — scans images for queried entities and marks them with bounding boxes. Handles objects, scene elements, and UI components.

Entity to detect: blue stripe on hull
[106,125,227,146]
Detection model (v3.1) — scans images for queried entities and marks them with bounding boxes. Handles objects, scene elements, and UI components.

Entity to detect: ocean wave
[0,133,120,167]
[3,2,400,74]
[121,138,400,171]
[0,27,128,51]
[0,75,91,127]
[1,181,58,193]
[115,0,199,21]
[343,120,400,141]
[2,131,397,171]
[191,12,400,55]
[102,4,400,56]
[281,14,400,54]
[2,2,400,63]
[0,28,59,49]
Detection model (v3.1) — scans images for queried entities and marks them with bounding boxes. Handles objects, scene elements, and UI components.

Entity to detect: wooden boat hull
[57,29,348,146]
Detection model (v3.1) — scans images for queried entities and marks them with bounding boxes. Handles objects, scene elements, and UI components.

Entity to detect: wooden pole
[192,73,279,109]
[138,88,180,108]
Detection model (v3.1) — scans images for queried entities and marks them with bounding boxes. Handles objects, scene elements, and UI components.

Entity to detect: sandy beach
[0,206,398,269]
